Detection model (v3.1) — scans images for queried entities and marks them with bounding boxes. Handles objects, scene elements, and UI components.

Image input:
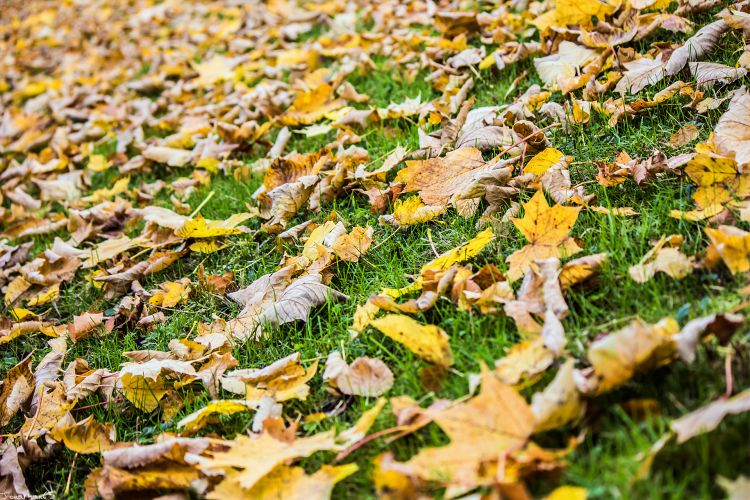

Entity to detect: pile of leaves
[1,0,750,497]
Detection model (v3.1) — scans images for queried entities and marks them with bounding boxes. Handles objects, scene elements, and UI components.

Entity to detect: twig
[493,122,561,160]
[426,228,439,257]
[725,348,734,398]
[25,390,44,440]
[64,453,78,496]
[190,190,216,218]
[333,426,407,463]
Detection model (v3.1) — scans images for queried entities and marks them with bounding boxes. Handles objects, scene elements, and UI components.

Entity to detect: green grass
[4,5,750,500]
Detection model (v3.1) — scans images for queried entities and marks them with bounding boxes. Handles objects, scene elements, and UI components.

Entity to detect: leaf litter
[1,0,750,498]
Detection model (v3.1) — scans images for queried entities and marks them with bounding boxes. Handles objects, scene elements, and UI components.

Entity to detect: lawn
[1,0,750,498]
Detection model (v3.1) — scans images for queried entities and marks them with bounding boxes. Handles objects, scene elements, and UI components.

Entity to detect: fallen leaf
[323,351,394,397]
[49,415,116,454]
[671,389,750,443]
[369,314,454,367]
[506,191,582,281]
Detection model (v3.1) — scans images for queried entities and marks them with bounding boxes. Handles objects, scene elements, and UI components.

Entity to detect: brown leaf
[323,351,394,397]
[665,20,729,76]
[669,124,700,148]
[0,355,34,427]
[671,389,750,443]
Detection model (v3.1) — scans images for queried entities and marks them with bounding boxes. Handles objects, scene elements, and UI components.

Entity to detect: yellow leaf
[421,228,494,274]
[684,152,750,209]
[405,366,534,483]
[332,226,374,262]
[705,225,750,274]
[0,356,34,426]
[27,284,60,307]
[279,84,344,126]
[369,314,454,367]
[382,196,446,227]
[11,308,36,320]
[87,154,111,172]
[585,318,679,395]
[524,148,566,176]
[5,276,32,305]
[148,279,191,307]
[190,240,227,253]
[532,0,617,31]
[176,213,252,239]
[532,359,585,433]
[49,415,115,454]
[193,55,237,87]
[494,338,556,386]
[82,177,130,204]
[506,191,582,281]
[545,486,588,500]
[208,464,357,500]
[178,400,257,432]
[199,430,338,490]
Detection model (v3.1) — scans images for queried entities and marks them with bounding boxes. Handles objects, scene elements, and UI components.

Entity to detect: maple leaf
[208,464,358,500]
[394,147,491,206]
[199,431,338,490]
[404,366,534,485]
[506,191,582,281]
[583,318,679,396]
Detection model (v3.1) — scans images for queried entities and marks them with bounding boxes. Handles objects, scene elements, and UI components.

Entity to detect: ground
[2,1,750,499]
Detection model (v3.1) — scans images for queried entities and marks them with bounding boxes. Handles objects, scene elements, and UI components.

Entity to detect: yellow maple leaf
[192,55,237,87]
[405,366,534,484]
[506,191,582,281]
[200,431,338,490]
[278,84,344,126]
[208,464,357,500]
[586,318,679,395]
[684,148,750,210]
[532,0,617,32]
[87,154,112,172]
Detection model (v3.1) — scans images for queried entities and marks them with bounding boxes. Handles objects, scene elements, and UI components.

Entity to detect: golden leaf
[405,366,534,483]
[705,225,750,274]
[506,191,582,281]
[421,227,494,274]
[369,314,454,367]
[199,431,338,490]
[49,415,116,454]
[176,213,252,239]
[524,148,566,176]
[178,400,258,432]
[585,318,679,395]
[208,464,357,500]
